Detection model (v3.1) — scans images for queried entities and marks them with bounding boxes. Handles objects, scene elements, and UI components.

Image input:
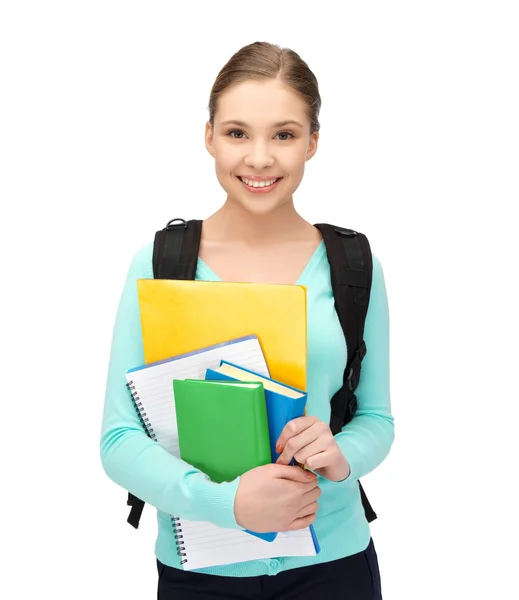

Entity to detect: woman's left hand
[275,416,351,482]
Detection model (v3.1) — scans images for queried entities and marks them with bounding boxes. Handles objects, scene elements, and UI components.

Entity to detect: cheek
[284,158,306,180]
[214,148,242,174]
[282,146,308,171]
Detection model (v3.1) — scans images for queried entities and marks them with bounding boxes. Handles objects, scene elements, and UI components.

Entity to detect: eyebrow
[219,119,304,128]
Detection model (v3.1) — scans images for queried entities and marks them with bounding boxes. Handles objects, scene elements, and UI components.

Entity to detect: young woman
[101,41,394,599]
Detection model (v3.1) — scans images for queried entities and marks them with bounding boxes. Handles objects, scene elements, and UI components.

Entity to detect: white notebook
[172,516,320,571]
[125,334,320,569]
[125,335,270,457]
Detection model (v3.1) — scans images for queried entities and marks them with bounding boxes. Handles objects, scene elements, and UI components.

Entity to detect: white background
[1,1,518,598]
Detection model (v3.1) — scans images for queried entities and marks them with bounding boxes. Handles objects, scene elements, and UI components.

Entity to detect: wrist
[189,474,242,529]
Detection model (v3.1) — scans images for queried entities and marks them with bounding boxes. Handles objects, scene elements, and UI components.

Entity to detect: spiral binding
[127,380,187,564]
[171,516,188,565]
[125,380,157,441]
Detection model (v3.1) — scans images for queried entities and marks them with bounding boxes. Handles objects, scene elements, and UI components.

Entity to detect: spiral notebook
[125,334,270,457]
[125,333,320,568]
[172,516,320,571]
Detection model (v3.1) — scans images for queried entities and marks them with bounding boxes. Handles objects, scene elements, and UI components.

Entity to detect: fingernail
[276,443,283,454]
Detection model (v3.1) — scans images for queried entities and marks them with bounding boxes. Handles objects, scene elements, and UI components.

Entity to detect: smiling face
[205,78,319,216]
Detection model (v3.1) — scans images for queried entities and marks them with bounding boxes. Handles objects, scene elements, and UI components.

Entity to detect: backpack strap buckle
[346,341,367,391]
[334,226,357,237]
[346,366,358,392]
[166,218,187,231]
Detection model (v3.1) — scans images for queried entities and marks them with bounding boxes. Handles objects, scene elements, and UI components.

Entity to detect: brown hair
[208,41,321,134]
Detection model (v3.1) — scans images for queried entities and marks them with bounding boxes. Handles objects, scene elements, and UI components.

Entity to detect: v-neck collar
[196,240,326,286]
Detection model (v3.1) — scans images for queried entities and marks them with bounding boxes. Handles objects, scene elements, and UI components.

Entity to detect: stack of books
[124,279,320,570]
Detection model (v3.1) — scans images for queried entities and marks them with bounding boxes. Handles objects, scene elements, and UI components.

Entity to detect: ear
[205,121,215,157]
[305,130,319,161]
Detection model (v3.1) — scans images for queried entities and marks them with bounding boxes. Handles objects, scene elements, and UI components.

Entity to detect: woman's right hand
[233,463,321,533]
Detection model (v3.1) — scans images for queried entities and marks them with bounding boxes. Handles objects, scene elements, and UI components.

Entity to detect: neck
[203,197,315,247]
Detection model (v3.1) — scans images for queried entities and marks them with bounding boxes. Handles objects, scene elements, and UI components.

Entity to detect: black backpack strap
[127,218,203,529]
[127,493,143,529]
[314,223,377,523]
[153,218,203,279]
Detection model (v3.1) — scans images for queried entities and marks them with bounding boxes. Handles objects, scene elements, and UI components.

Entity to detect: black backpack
[127,218,377,529]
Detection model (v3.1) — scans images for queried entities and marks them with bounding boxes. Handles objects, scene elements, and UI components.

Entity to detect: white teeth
[240,177,278,188]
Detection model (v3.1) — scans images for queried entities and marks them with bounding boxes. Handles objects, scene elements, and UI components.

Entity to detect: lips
[238,176,281,188]
[237,176,283,193]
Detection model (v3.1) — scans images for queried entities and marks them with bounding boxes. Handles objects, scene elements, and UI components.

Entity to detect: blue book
[206,362,318,548]
[205,361,308,463]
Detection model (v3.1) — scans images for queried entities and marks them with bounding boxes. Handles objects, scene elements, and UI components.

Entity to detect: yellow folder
[136,279,307,391]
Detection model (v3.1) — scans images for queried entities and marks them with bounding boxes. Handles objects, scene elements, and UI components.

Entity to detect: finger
[304,450,335,471]
[272,464,317,483]
[275,416,319,454]
[301,485,322,503]
[286,513,317,532]
[297,500,319,518]
[276,426,320,466]
[293,439,330,467]
[299,478,321,494]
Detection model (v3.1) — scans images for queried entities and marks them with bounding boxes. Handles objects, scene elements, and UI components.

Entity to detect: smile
[237,176,282,192]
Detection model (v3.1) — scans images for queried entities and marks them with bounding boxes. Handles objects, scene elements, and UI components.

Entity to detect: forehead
[216,78,308,126]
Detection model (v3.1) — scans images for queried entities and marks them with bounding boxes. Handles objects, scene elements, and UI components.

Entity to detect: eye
[276,131,295,141]
[227,129,246,139]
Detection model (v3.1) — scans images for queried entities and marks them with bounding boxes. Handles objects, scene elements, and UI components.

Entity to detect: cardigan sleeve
[335,254,395,480]
[99,243,241,529]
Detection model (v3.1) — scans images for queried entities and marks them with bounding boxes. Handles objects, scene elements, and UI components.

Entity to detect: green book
[173,379,272,483]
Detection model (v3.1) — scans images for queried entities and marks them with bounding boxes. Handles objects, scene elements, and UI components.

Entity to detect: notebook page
[125,336,269,457]
[177,519,317,571]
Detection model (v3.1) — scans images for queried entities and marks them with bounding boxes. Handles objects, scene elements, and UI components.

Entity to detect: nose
[243,140,275,170]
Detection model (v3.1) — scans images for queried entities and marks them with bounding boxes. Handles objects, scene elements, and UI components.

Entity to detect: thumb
[274,464,317,482]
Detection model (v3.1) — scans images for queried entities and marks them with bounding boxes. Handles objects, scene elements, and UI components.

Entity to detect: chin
[225,178,295,215]
[231,193,292,217]
[241,201,286,217]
